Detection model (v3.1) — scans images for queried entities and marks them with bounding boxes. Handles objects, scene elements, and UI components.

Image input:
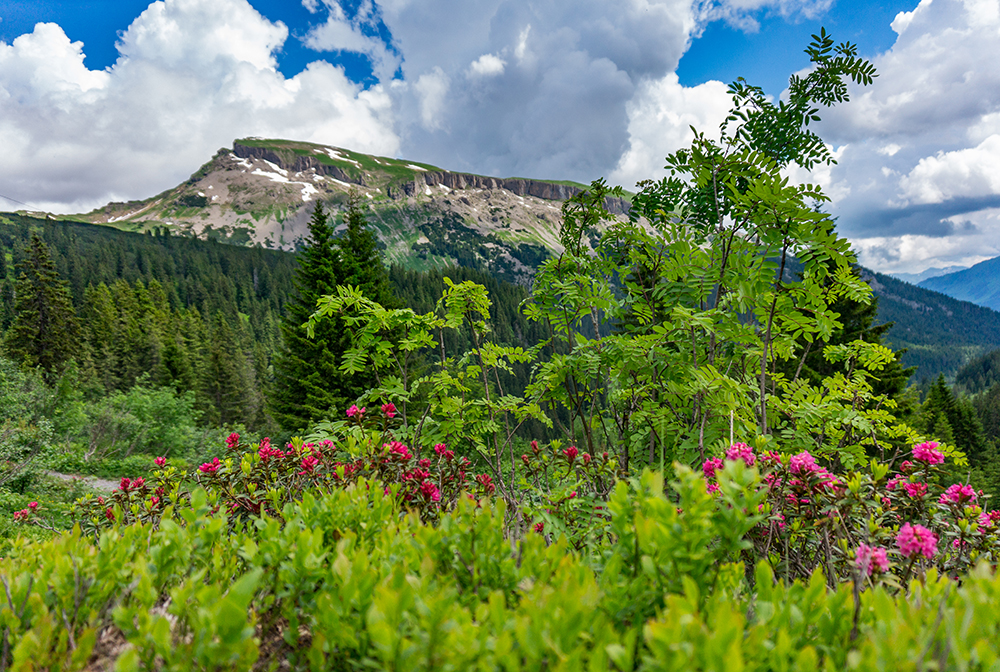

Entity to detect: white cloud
[467,53,506,78]
[0,0,398,213]
[301,0,400,82]
[899,135,1000,205]
[610,73,731,189]
[414,66,449,130]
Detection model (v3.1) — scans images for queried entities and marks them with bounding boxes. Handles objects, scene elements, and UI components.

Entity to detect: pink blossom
[27,501,38,511]
[119,477,132,492]
[521,454,530,466]
[381,402,397,418]
[725,442,756,467]
[388,441,411,460]
[154,456,167,467]
[12,509,28,522]
[568,491,577,499]
[105,507,115,521]
[912,442,945,465]
[149,496,160,508]
[789,452,819,475]
[703,457,724,480]
[707,483,720,494]
[857,544,890,575]
[886,476,903,491]
[531,440,540,453]
[419,480,441,502]
[903,482,928,499]
[346,405,365,418]
[226,432,240,449]
[476,473,496,494]
[564,445,579,461]
[582,452,592,465]
[434,443,448,455]
[300,455,320,474]
[533,521,544,533]
[419,458,431,468]
[897,523,938,559]
[132,477,146,489]
[900,460,914,472]
[939,483,977,506]
[199,458,221,474]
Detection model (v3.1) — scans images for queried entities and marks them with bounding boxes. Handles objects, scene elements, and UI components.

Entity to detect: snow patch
[424,186,432,195]
[262,160,288,176]
[316,148,361,168]
[300,183,319,202]
[407,164,428,171]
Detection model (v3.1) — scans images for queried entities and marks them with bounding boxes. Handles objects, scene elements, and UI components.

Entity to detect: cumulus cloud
[808,0,1000,270]
[0,0,398,213]
[301,0,401,82]
[610,73,731,189]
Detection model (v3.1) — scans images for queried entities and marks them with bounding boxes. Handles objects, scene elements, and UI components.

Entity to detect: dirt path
[46,471,120,493]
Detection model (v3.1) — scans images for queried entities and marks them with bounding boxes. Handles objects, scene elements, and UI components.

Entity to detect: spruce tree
[270,197,394,433]
[6,233,78,380]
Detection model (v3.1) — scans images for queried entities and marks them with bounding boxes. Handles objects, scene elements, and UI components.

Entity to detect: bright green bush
[4,464,1000,670]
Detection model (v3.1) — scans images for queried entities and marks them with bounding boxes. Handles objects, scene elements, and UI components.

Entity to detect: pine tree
[270,197,395,433]
[6,233,78,380]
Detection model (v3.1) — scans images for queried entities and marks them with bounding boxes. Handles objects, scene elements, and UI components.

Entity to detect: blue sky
[1,0,998,274]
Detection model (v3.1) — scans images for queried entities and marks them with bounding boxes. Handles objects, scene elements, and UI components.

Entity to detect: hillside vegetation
[4,31,1000,672]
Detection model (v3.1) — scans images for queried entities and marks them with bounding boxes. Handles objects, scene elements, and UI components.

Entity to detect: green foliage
[271,198,396,433]
[5,234,78,380]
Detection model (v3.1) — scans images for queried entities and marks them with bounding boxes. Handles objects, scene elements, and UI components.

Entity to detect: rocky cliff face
[231,142,630,215]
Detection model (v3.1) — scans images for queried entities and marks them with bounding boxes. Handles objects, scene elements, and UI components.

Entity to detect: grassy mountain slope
[69,138,622,285]
[918,255,1000,311]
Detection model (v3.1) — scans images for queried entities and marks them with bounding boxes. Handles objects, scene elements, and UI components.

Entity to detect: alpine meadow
[7,31,1000,671]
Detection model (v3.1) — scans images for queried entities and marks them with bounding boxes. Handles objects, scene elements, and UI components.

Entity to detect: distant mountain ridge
[891,265,968,284]
[70,138,628,285]
[918,256,1000,311]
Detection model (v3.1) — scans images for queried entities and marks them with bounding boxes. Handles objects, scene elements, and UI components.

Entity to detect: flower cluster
[700,440,1000,585]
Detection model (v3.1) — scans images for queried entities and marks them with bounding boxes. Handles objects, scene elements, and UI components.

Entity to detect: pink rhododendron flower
[521,454,530,466]
[132,477,145,489]
[381,402,396,418]
[346,405,365,418]
[199,458,221,474]
[897,523,938,559]
[300,455,320,474]
[789,452,818,475]
[886,476,903,491]
[912,442,944,465]
[703,457,724,480]
[857,544,890,575]
[419,458,431,468]
[105,507,115,521]
[903,482,928,499]
[226,432,240,449]
[533,521,544,533]
[28,501,38,511]
[939,483,977,505]
[900,460,914,472]
[149,496,160,508]
[707,483,720,494]
[119,477,132,492]
[419,480,441,502]
[154,456,166,467]
[12,509,28,521]
[564,445,579,461]
[725,442,756,466]
[476,473,496,494]
[388,441,411,460]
